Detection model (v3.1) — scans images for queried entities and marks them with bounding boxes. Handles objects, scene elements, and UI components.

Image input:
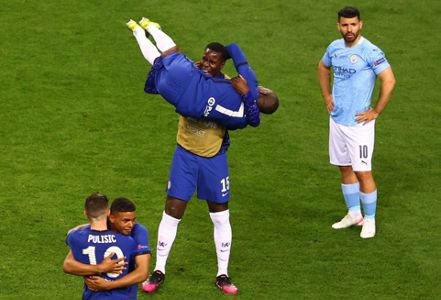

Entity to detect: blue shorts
[167,145,230,203]
[146,53,205,118]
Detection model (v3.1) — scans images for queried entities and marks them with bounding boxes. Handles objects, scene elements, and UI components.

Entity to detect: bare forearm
[63,259,99,276]
[373,77,396,114]
[318,63,332,99]
[105,254,150,289]
[106,270,147,289]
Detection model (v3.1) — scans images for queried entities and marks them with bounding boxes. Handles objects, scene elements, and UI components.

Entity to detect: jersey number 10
[82,246,125,278]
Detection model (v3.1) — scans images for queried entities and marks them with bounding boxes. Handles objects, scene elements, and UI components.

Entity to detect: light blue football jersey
[321,37,390,126]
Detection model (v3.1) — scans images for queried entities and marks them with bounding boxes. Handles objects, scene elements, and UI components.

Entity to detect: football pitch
[1,0,440,299]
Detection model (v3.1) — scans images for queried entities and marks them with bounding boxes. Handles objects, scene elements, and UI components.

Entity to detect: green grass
[1,0,440,299]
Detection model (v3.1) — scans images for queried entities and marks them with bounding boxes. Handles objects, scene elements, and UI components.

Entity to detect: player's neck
[90,220,108,231]
[345,35,363,48]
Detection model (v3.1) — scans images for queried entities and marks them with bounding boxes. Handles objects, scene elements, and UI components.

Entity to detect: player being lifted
[126,18,278,130]
[126,17,279,295]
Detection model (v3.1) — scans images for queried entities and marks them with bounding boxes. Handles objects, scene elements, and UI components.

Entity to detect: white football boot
[360,218,376,239]
[332,213,364,229]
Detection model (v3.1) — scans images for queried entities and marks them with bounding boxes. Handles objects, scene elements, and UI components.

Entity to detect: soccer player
[318,6,396,238]
[126,18,278,294]
[126,18,279,130]
[140,42,239,295]
[64,194,150,298]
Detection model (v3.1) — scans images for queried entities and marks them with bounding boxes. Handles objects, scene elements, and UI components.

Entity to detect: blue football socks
[360,190,377,219]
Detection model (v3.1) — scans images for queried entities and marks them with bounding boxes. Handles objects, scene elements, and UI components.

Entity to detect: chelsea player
[126,18,278,130]
[318,6,396,238]
[65,194,150,299]
[142,43,239,295]
[126,18,278,294]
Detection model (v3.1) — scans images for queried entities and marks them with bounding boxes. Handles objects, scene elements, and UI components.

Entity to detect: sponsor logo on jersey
[204,97,216,117]
[334,65,356,78]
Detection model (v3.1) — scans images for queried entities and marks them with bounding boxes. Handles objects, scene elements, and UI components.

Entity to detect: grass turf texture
[1,0,440,299]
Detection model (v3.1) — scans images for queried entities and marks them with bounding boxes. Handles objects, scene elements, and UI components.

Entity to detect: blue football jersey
[145,44,260,130]
[67,225,139,300]
[131,223,151,255]
[321,37,390,126]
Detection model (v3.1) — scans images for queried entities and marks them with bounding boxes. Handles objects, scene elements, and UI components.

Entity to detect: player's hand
[324,95,334,113]
[258,86,272,96]
[230,75,249,96]
[97,252,127,274]
[355,108,379,124]
[194,60,202,69]
[85,276,110,291]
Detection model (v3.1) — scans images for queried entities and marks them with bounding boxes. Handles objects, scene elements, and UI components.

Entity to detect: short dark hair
[338,6,360,20]
[85,192,109,218]
[206,42,230,61]
[257,86,279,115]
[110,197,136,213]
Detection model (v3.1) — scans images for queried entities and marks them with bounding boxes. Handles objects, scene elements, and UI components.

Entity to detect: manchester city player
[65,193,149,299]
[126,18,278,130]
[318,6,396,238]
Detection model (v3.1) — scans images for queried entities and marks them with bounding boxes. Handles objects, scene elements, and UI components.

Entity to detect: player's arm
[225,43,259,99]
[225,44,260,127]
[355,67,396,123]
[317,60,333,113]
[63,250,127,276]
[230,75,260,127]
[85,253,150,291]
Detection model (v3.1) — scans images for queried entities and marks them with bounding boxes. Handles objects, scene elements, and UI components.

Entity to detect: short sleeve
[131,223,151,255]
[366,47,390,75]
[321,47,332,67]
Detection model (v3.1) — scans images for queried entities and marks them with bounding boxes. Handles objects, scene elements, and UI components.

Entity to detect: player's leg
[329,118,363,229]
[126,20,161,65]
[155,197,187,272]
[138,17,177,54]
[142,147,197,293]
[207,202,231,277]
[348,120,377,238]
[198,154,238,295]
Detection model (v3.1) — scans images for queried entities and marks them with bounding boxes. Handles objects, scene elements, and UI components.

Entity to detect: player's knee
[165,197,187,219]
[354,171,374,183]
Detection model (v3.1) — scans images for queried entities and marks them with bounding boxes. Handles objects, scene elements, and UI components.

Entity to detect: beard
[342,31,359,43]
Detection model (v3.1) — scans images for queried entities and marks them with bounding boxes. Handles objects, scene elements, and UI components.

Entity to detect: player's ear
[106,208,110,217]
[359,20,363,29]
[83,210,87,217]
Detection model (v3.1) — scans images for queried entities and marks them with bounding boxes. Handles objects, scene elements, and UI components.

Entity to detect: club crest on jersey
[350,55,358,63]
[204,97,216,117]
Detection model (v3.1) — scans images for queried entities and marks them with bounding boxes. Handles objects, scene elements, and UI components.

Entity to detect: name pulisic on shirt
[87,234,117,243]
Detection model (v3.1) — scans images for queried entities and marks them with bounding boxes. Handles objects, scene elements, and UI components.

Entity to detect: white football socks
[209,210,232,277]
[155,211,181,274]
[145,25,177,53]
[132,27,161,65]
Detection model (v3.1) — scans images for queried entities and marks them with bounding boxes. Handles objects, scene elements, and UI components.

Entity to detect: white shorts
[329,117,375,172]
